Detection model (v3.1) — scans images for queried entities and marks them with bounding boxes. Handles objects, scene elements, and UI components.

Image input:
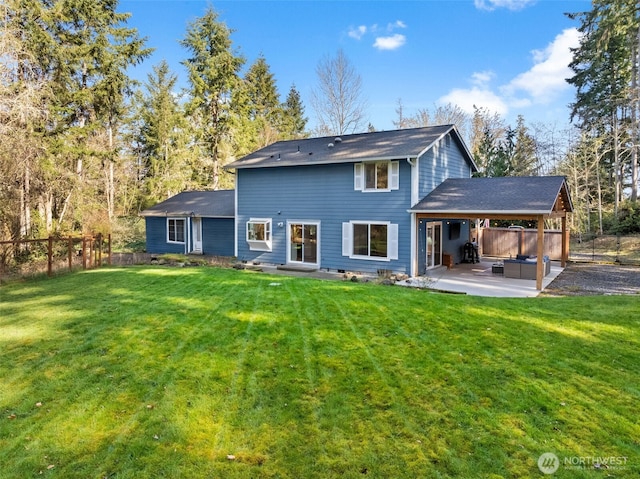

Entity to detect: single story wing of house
[140,190,235,256]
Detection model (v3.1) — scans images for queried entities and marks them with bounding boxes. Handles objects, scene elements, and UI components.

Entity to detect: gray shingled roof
[225,125,477,170]
[140,190,235,218]
[411,176,573,215]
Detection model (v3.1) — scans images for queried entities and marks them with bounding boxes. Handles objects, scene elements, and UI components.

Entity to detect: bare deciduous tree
[311,49,367,136]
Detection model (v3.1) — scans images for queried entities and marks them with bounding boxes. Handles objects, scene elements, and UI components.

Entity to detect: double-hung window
[167,218,185,243]
[342,221,398,260]
[354,161,399,191]
[246,218,272,251]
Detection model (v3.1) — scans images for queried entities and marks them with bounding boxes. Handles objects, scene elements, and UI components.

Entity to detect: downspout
[234,171,239,258]
[407,156,418,276]
[186,216,191,255]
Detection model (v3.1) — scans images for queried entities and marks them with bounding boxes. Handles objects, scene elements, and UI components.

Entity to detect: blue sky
[120,0,590,132]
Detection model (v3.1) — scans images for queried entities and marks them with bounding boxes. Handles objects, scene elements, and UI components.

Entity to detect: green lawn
[1,267,639,478]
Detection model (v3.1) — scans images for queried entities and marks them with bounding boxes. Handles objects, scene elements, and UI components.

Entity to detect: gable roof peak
[225,124,474,170]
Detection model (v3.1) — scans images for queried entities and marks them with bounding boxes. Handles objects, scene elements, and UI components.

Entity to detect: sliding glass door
[288,222,319,266]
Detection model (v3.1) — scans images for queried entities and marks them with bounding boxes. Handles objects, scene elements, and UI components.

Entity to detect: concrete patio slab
[397,258,563,298]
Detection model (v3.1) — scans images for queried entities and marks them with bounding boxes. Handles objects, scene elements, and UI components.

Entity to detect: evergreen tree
[511,115,538,176]
[281,84,308,139]
[470,105,505,174]
[241,55,282,151]
[244,55,280,124]
[134,60,190,208]
[488,127,514,178]
[0,1,51,239]
[181,6,245,190]
[1,0,150,234]
[568,1,640,212]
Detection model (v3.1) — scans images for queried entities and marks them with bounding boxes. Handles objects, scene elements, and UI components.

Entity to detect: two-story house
[225,125,478,277]
[142,125,572,286]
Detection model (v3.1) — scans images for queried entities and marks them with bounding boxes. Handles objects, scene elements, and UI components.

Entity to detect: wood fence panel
[482,228,563,260]
[0,234,110,280]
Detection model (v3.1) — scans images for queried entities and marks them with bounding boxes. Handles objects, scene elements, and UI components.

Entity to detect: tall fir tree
[241,55,282,151]
[568,0,640,212]
[181,6,245,190]
[134,60,190,208]
[511,115,538,177]
[1,0,150,235]
[281,83,308,139]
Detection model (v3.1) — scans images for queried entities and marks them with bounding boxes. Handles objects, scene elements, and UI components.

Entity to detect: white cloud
[437,27,581,118]
[474,0,536,11]
[348,20,407,50]
[471,70,495,86]
[373,34,406,51]
[388,20,407,31]
[503,28,581,103]
[439,86,509,116]
[348,25,367,40]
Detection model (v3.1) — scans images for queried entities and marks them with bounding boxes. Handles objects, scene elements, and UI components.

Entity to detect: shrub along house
[140,190,235,256]
[225,125,479,277]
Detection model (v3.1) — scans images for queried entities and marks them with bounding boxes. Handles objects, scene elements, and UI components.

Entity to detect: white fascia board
[230,155,414,169]
[407,209,551,215]
[415,125,454,159]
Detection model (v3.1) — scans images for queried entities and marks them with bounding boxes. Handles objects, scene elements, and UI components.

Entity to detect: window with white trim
[342,221,398,260]
[354,161,399,191]
[167,218,186,243]
[246,218,272,251]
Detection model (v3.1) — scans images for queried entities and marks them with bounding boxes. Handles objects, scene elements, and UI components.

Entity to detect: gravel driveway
[540,262,640,296]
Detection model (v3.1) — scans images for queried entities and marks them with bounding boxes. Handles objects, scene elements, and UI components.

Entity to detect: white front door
[192,218,202,253]
[426,222,442,269]
[288,221,319,267]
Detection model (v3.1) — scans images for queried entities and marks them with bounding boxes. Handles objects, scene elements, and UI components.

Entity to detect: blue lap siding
[236,161,413,274]
[418,135,473,198]
[145,216,234,256]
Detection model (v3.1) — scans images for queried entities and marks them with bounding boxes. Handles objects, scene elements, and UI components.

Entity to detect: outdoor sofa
[503,255,551,280]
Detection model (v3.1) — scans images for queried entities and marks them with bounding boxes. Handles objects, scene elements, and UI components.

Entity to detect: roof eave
[226,154,421,170]
[415,125,478,172]
[140,211,234,218]
[409,209,553,216]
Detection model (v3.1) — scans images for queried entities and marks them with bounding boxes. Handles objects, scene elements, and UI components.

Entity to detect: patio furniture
[443,253,454,269]
[492,264,504,274]
[503,256,550,279]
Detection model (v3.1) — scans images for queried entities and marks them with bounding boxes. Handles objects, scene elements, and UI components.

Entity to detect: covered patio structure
[409,176,573,291]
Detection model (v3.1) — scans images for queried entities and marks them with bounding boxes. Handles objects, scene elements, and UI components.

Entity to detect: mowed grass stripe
[1,267,639,478]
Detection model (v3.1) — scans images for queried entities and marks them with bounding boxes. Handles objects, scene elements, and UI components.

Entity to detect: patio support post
[561,216,568,267]
[536,216,545,290]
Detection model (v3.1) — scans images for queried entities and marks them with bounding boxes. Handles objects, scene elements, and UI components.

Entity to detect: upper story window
[246,218,272,251]
[354,161,399,191]
[167,218,185,243]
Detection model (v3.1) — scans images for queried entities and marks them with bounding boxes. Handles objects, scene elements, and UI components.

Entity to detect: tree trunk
[37,192,53,233]
[19,163,31,238]
[596,160,604,235]
[106,124,115,220]
[632,23,640,201]
[612,109,621,217]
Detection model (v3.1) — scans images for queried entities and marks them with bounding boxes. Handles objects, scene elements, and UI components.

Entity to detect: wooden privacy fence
[481,228,568,260]
[0,234,111,280]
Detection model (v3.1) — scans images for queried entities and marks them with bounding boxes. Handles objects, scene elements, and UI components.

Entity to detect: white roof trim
[408,209,552,215]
